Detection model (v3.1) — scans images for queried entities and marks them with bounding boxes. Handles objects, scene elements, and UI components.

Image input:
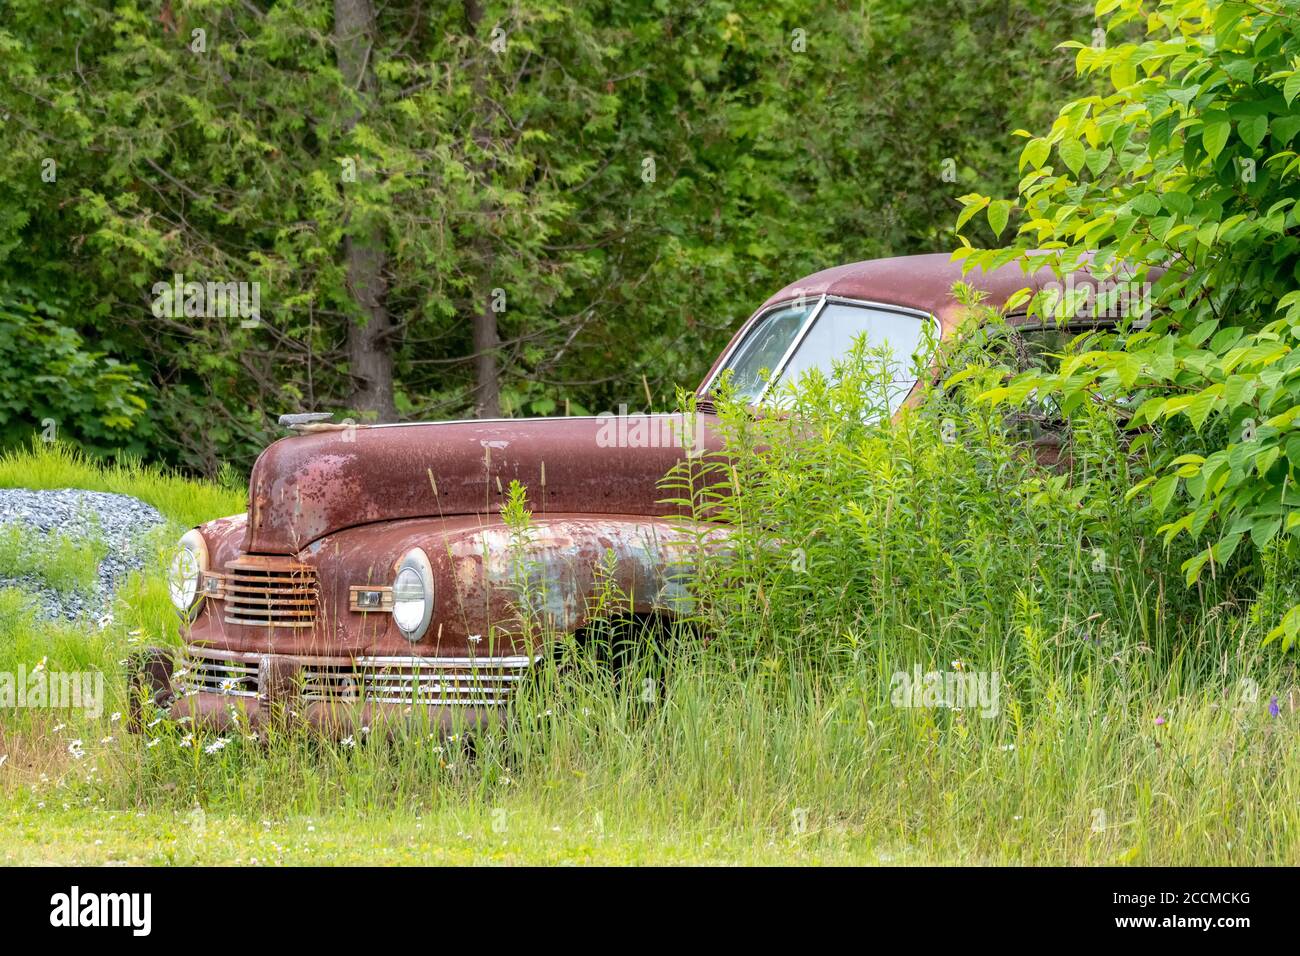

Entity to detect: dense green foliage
[0,0,1089,472]
[958,0,1300,647]
[0,282,147,453]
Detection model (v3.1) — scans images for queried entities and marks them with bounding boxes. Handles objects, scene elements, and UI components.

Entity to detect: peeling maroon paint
[190,512,719,658]
[243,414,723,555]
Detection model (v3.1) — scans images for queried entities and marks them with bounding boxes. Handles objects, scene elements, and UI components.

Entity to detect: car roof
[699,251,1159,396]
[760,252,1075,320]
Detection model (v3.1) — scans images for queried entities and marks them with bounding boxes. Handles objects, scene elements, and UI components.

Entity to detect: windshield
[710,298,930,411]
[713,301,817,403]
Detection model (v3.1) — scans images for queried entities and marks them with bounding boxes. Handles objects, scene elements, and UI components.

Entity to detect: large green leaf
[1059,139,1087,175]
[1202,117,1231,160]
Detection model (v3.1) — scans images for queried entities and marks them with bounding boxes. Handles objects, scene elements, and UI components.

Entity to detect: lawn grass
[0,805,927,866]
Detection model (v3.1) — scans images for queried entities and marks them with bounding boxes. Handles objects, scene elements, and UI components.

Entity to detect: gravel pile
[0,489,167,623]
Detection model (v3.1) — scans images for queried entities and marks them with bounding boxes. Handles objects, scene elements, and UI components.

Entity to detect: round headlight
[168,529,208,616]
[392,548,434,641]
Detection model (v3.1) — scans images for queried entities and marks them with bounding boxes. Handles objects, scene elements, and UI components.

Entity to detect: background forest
[0,0,1092,473]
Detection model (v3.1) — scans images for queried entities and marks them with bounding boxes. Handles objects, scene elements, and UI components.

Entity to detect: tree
[334,0,397,422]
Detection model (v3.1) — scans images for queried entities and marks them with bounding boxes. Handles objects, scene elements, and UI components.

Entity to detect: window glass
[716,301,816,403]
[1008,326,1077,375]
[1000,325,1090,445]
[774,302,927,413]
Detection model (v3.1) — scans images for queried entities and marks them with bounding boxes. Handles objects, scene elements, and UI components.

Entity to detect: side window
[772,303,928,413]
[942,319,1127,465]
[1003,325,1090,459]
[1012,326,1073,412]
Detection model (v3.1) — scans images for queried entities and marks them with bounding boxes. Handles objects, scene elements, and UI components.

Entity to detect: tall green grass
[35,638,1294,864]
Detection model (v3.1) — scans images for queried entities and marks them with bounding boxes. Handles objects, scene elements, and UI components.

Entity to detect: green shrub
[0,282,148,454]
[665,314,1240,699]
[957,0,1300,649]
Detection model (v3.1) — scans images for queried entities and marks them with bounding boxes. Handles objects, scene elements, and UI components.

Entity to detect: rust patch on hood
[244,414,721,554]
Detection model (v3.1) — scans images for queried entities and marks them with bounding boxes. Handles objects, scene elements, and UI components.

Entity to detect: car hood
[241,413,720,554]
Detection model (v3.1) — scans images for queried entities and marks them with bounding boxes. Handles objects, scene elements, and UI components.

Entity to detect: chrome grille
[221,557,318,629]
[178,647,259,698]
[300,655,534,706]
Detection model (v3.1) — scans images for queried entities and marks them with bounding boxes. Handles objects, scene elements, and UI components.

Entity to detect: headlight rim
[168,529,209,618]
[392,547,434,642]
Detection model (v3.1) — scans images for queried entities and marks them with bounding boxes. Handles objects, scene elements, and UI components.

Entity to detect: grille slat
[178,649,259,698]
[177,647,535,707]
[222,557,318,629]
[224,616,315,629]
[299,657,535,706]
[224,585,317,595]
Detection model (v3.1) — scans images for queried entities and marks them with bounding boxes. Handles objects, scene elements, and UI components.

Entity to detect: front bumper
[129,644,536,738]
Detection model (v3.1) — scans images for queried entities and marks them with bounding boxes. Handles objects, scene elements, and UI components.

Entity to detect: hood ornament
[277,412,356,435]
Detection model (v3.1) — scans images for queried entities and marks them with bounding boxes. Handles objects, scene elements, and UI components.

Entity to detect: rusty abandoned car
[132,253,1137,735]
